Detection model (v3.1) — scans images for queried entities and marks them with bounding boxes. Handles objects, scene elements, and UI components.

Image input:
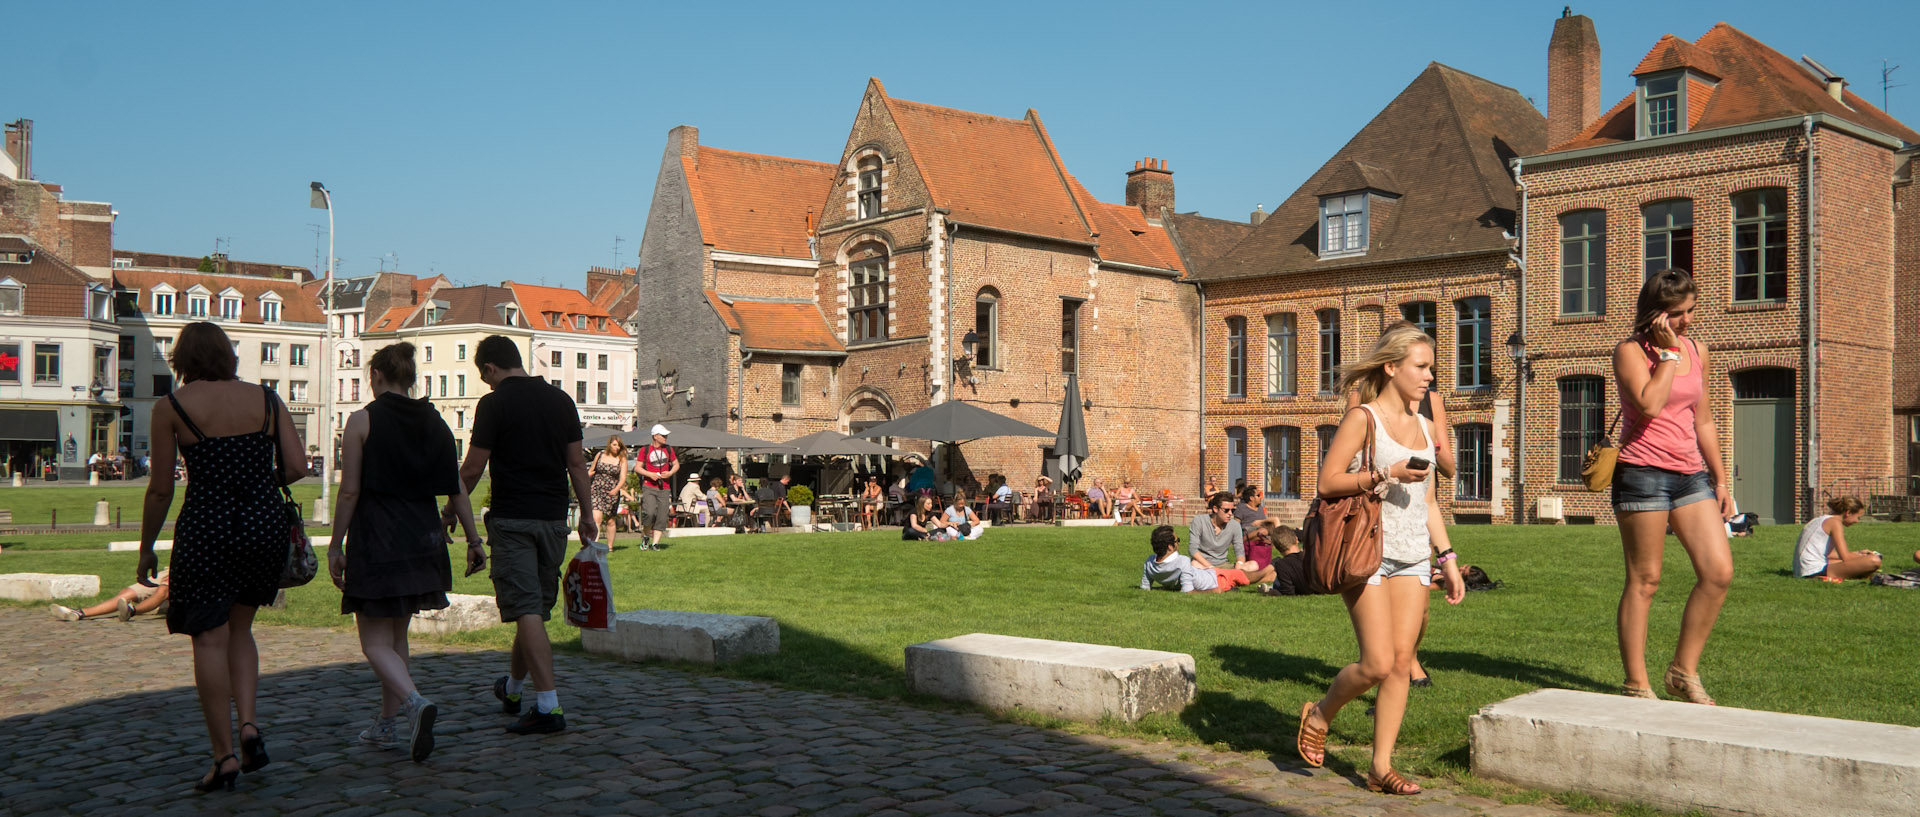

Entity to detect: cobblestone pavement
[2,609,1570,817]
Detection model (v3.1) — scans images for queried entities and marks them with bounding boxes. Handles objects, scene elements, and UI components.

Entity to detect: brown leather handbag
[1579,411,1624,492]
[1301,406,1384,595]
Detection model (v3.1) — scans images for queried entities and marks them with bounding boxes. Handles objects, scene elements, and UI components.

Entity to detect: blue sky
[14,1,1917,289]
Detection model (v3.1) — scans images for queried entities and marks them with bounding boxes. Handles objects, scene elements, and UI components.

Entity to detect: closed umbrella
[1054,374,1089,485]
[850,400,1052,444]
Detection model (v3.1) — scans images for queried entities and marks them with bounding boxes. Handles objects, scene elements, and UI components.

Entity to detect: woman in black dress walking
[137,323,308,792]
[327,342,479,763]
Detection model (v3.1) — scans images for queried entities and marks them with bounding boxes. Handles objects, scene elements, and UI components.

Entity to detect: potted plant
[787,484,815,531]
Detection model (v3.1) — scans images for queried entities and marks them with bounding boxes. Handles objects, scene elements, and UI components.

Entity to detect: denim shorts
[1368,557,1432,586]
[1612,464,1716,513]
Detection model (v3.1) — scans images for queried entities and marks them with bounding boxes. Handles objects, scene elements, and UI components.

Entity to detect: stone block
[1471,688,1920,817]
[0,573,102,601]
[905,633,1195,723]
[410,593,501,634]
[580,609,779,664]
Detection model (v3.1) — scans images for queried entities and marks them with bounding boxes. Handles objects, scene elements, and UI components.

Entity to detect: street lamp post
[309,182,334,524]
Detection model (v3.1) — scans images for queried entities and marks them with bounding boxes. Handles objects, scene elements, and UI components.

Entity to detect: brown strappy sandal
[1622,682,1658,699]
[1366,768,1422,795]
[1296,701,1327,767]
[1664,664,1716,705]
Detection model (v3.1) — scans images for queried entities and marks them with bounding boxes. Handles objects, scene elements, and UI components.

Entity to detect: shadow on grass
[1419,649,1609,692]
[1213,644,1344,686]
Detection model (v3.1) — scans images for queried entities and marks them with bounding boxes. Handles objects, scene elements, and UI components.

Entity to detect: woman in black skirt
[327,342,479,763]
[138,323,308,792]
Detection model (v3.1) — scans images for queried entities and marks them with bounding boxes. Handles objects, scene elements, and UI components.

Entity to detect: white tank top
[1348,406,1435,563]
[1794,515,1834,577]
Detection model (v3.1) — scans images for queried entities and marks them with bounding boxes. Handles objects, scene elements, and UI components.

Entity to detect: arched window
[857,155,883,220]
[1317,424,1341,468]
[848,245,889,343]
[974,288,999,368]
[1560,210,1606,315]
[1263,425,1301,500]
[1265,313,1295,396]
[1455,423,1492,501]
[1399,301,1436,338]
[1316,309,1341,393]
[1643,198,1693,277]
[1557,376,1606,482]
[1732,188,1788,303]
[1225,317,1247,398]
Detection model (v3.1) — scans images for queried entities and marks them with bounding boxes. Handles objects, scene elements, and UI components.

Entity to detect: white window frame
[1319,193,1369,257]
[218,288,243,321]
[152,286,176,316]
[0,277,22,316]
[290,345,308,366]
[289,380,309,402]
[186,286,211,318]
[261,342,280,364]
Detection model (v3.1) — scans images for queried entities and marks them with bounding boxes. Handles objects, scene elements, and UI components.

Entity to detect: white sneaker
[357,716,400,749]
[116,598,135,622]
[49,604,80,622]
[404,694,436,762]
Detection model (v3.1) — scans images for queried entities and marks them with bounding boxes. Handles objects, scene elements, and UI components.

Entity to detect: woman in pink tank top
[1610,269,1734,706]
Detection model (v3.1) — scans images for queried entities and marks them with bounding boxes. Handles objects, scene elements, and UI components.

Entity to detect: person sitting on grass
[1140,525,1273,592]
[1796,496,1881,581]
[51,568,171,621]
[903,494,943,541]
[1188,491,1246,570]
[1262,526,1310,597]
[943,492,985,540]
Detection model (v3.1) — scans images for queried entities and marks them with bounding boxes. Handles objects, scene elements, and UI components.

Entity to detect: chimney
[1250,203,1267,226]
[1547,8,1601,147]
[671,125,699,166]
[1125,157,1174,218]
[1825,76,1847,101]
[4,118,31,179]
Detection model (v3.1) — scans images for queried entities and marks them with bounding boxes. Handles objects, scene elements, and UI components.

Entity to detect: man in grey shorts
[453,335,596,734]
[634,424,679,550]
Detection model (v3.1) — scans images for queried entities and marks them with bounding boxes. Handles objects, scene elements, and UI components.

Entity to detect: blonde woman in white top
[1296,325,1465,796]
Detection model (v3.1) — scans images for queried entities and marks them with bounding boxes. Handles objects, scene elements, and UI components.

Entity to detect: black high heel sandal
[239,722,270,772]
[194,753,239,793]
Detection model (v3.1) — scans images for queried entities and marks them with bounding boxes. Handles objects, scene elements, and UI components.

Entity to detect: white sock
[505,677,525,696]
[406,690,427,708]
[534,689,559,713]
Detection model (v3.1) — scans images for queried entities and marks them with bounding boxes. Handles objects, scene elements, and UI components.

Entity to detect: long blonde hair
[1336,325,1435,405]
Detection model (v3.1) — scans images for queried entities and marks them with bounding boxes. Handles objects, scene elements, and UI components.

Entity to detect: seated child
[1139,525,1273,593]
[50,568,170,621]
[1263,526,1309,596]
[1796,496,1880,580]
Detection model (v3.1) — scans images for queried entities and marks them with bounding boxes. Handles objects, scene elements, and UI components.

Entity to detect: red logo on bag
[563,547,612,630]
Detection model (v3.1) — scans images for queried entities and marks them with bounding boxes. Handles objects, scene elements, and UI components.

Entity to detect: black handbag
[264,388,317,588]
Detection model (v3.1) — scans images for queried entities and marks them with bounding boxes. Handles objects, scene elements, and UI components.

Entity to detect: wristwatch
[1657,347,1682,363]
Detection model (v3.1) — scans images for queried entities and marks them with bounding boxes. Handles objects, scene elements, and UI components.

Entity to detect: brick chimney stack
[671,124,700,167]
[1125,157,1174,218]
[1547,8,1601,148]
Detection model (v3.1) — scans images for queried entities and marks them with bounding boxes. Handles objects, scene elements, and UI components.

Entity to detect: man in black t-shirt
[453,335,595,735]
[1265,525,1309,596]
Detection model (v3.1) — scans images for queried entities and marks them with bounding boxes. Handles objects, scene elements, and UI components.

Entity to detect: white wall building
[0,236,121,480]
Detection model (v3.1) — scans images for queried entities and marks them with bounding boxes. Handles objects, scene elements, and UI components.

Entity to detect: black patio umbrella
[849,400,1053,444]
[780,430,909,458]
[657,423,795,452]
[1054,374,1089,484]
[580,426,628,449]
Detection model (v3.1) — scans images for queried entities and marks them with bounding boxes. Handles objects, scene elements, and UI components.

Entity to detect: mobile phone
[1407,457,1431,471]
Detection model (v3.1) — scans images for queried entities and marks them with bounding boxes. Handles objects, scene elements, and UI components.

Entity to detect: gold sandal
[1296,701,1327,767]
[1366,768,1422,795]
[1622,682,1658,699]
[1663,664,1716,705]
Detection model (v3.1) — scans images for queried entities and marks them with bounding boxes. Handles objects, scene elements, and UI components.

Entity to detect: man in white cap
[635,424,679,550]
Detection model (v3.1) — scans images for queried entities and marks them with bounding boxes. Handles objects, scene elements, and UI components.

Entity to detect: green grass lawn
[5,519,1917,790]
[0,480,489,536]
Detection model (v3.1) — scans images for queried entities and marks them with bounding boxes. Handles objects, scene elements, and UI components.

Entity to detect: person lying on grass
[51,568,170,622]
[1140,524,1273,593]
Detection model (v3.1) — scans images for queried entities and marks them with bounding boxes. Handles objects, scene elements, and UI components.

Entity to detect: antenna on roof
[1884,59,1906,112]
[612,235,625,271]
[308,224,326,277]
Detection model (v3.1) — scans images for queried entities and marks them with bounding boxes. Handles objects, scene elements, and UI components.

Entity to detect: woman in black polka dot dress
[138,323,308,793]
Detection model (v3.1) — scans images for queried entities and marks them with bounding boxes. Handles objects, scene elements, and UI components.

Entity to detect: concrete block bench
[410,593,501,635]
[1471,688,1920,817]
[580,609,779,664]
[0,573,102,601]
[905,633,1195,723]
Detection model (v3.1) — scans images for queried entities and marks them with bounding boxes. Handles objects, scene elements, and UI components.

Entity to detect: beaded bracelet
[1436,551,1458,565]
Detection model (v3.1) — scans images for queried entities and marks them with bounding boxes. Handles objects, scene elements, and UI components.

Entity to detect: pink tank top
[1618,337,1706,473]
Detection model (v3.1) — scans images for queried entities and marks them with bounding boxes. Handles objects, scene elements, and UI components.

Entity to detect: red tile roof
[880,92,1095,247]
[703,291,845,356]
[684,148,836,259]
[367,305,416,333]
[1631,33,1724,79]
[110,266,327,324]
[0,235,94,318]
[1552,23,1920,152]
[509,282,629,337]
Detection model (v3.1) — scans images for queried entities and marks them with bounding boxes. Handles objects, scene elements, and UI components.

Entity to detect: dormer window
[111,257,133,269]
[857,156,883,220]
[1320,193,1369,257]
[187,287,210,318]
[218,288,243,321]
[496,304,518,326]
[89,285,111,321]
[1641,73,1682,137]
[573,314,587,330]
[0,277,22,316]
[545,311,559,328]
[259,293,283,324]
[425,299,449,324]
[152,285,176,316]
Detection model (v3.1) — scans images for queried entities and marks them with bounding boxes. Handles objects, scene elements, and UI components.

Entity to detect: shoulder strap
[1357,405,1378,470]
[261,385,277,434]
[167,393,210,441]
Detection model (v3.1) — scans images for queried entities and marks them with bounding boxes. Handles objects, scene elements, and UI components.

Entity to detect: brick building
[1182,63,1544,523]
[1517,14,1920,524]
[633,80,1200,493]
[3,120,114,278]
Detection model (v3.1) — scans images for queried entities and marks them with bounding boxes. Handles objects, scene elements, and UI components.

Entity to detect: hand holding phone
[1407,456,1431,471]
